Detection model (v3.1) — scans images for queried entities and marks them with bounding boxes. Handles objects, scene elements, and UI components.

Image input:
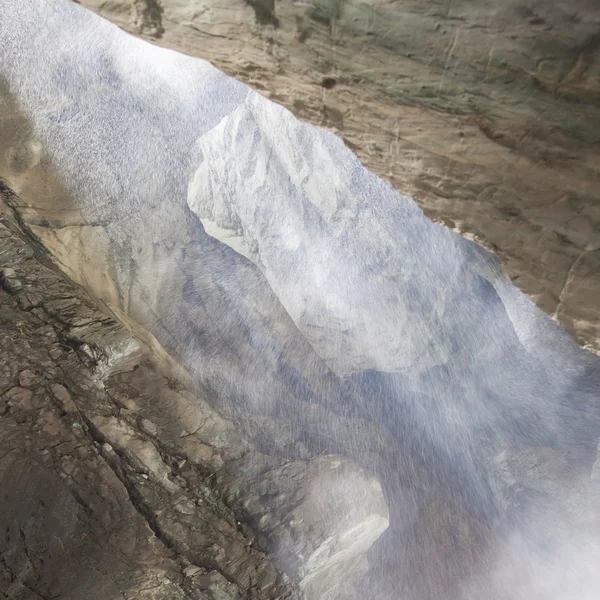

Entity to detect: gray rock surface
[1,1,599,599]
[219,455,389,599]
[0,217,296,599]
[0,216,390,599]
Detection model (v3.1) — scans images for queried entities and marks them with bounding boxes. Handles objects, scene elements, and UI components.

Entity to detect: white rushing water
[1,1,599,598]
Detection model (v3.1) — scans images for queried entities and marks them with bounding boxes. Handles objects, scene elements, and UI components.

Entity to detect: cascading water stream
[1,1,599,598]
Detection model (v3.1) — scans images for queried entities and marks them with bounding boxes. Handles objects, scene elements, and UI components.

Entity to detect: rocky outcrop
[219,456,388,599]
[0,215,387,599]
[1,2,599,599]
[0,217,286,599]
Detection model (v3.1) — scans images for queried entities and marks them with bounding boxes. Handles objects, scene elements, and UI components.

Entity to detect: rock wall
[78,0,600,355]
[1,2,599,599]
[0,209,387,600]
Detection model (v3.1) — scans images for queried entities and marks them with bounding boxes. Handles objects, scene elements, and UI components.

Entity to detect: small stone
[183,565,203,578]
[43,367,58,380]
[0,268,23,294]
[18,369,42,388]
[4,387,33,409]
[120,397,140,412]
[140,418,158,437]
[2,277,23,294]
[76,446,89,458]
[17,294,32,310]
[119,408,135,420]
[51,383,78,413]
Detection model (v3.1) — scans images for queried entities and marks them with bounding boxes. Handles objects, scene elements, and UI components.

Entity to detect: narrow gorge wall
[1,2,599,600]
[77,0,600,356]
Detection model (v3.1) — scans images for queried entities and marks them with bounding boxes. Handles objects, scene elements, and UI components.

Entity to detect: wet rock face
[0,218,287,599]
[219,455,389,599]
[0,216,390,599]
[0,2,599,599]
[77,0,600,357]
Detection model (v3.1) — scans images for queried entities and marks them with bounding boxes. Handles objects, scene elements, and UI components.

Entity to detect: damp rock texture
[0,2,599,599]
[0,217,388,599]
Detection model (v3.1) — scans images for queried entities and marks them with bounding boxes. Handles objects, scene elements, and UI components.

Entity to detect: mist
[1,1,599,598]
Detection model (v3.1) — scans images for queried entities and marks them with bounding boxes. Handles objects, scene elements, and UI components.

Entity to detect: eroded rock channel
[1,1,600,599]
